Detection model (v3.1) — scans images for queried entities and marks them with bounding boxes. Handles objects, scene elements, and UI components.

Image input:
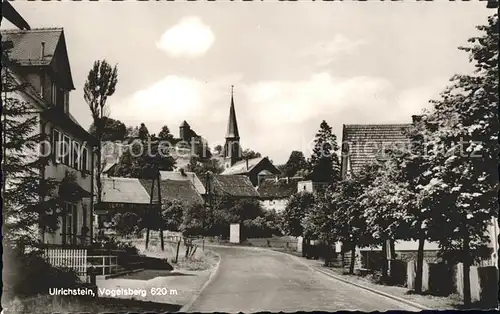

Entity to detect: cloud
[113,72,438,164]
[156,17,214,57]
[302,34,369,67]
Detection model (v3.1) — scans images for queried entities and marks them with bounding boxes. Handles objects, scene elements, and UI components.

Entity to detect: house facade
[2,28,97,246]
[258,177,304,213]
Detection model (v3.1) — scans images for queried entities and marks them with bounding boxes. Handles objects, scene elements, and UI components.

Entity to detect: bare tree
[84,60,118,207]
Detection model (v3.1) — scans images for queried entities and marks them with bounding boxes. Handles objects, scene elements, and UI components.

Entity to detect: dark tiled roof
[139,179,204,206]
[1,28,75,89]
[258,177,303,199]
[1,28,62,66]
[342,124,411,175]
[207,174,259,198]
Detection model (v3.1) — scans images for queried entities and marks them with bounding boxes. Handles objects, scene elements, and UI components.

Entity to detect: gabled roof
[207,174,259,198]
[342,124,411,175]
[1,28,75,89]
[139,179,204,206]
[101,177,151,204]
[221,157,264,175]
[258,177,304,199]
[180,120,190,128]
[1,28,61,65]
[159,170,206,194]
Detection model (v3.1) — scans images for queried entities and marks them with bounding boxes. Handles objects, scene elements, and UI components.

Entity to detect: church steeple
[224,85,242,166]
[226,85,240,139]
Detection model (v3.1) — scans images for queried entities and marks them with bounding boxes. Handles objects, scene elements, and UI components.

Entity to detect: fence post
[175,240,181,263]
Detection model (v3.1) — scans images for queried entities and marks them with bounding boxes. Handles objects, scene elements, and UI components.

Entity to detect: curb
[179,250,222,313]
[313,266,431,311]
[269,248,431,311]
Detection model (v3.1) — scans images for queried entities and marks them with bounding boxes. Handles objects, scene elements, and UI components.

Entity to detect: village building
[341,117,498,267]
[2,27,98,247]
[98,174,204,230]
[204,173,260,200]
[258,177,304,213]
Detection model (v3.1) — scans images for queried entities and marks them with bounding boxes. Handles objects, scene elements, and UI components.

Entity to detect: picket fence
[44,248,88,282]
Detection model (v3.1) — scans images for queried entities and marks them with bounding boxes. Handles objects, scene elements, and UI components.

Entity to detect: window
[62,135,71,166]
[62,203,77,245]
[51,82,57,105]
[64,91,69,112]
[73,141,80,170]
[52,129,61,161]
[82,147,88,173]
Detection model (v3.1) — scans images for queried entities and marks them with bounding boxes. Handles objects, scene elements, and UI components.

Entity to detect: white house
[2,28,98,247]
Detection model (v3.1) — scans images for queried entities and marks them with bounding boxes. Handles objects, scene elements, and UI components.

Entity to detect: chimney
[180,168,186,176]
[285,177,289,184]
[40,42,45,59]
[412,115,422,123]
[245,158,249,170]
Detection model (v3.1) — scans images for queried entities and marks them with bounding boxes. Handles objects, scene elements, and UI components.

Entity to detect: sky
[1,1,493,164]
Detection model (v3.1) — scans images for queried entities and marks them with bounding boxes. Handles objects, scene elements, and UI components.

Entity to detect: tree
[309,120,341,184]
[157,125,174,142]
[186,156,224,178]
[361,161,410,279]
[160,200,185,232]
[283,151,309,177]
[180,203,206,237]
[242,149,261,159]
[111,125,176,178]
[213,144,223,155]
[2,47,67,246]
[281,192,316,237]
[414,14,498,305]
[83,60,118,205]
[138,123,149,141]
[126,126,139,138]
[111,212,142,237]
[89,117,126,141]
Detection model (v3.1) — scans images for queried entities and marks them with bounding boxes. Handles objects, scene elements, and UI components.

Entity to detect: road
[186,246,418,312]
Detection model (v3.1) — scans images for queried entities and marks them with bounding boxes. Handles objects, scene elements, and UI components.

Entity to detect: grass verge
[129,238,218,271]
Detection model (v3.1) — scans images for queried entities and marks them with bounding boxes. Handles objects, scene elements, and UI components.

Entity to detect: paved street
[186,246,418,312]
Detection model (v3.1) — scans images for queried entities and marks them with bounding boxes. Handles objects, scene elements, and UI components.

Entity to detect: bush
[91,236,139,255]
[3,244,80,301]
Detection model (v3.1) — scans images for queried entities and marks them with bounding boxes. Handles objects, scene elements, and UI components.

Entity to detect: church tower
[223,86,242,167]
